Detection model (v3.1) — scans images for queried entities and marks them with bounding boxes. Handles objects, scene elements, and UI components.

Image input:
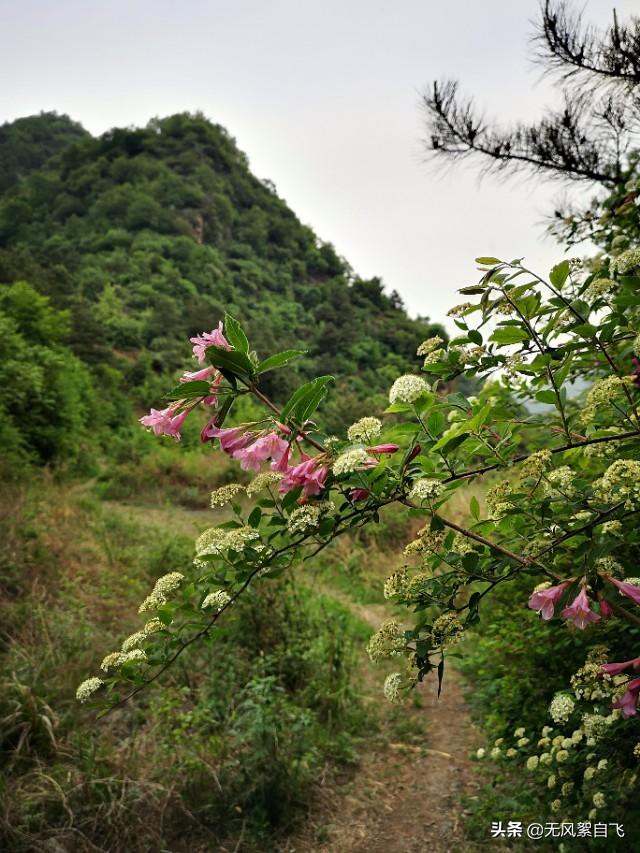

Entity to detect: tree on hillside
[422,1,640,250]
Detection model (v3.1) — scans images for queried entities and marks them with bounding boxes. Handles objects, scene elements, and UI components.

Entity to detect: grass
[0,471,374,851]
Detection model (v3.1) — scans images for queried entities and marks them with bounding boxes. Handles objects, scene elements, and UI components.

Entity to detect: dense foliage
[0,111,444,460]
[73,230,640,847]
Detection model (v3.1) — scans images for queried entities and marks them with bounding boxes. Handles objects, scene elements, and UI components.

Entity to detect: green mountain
[0,111,444,462]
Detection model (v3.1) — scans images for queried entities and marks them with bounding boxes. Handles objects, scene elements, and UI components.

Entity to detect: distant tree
[422,1,640,249]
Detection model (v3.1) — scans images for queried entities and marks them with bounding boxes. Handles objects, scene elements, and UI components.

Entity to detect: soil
[285,593,484,853]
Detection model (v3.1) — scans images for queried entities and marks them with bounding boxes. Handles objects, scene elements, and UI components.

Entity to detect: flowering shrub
[475,644,640,822]
[79,251,640,748]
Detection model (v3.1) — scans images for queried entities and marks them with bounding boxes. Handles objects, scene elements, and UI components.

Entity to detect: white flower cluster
[139,572,185,613]
[408,478,443,502]
[100,648,147,672]
[332,447,373,475]
[210,483,244,507]
[389,374,428,405]
[246,471,284,497]
[202,589,232,611]
[549,693,575,724]
[347,416,382,443]
[417,336,444,356]
[431,612,464,648]
[612,248,640,275]
[121,617,164,652]
[367,619,405,662]
[594,459,640,509]
[520,449,552,480]
[383,569,408,600]
[543,465,577,499]
[383,671,404,704]
[456,345,486,364]
[584,277,616,302]
[422,348,445,366]
[76,676,104,703]
[403,527,444,555]
[584,376,634,421]
[287,504,322,534]
[195,526,260,560]
[447,303,473,317]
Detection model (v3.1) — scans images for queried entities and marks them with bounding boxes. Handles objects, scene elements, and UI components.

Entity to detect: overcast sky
[1,0,635,328]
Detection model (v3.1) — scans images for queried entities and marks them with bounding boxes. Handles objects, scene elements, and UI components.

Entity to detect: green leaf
[165,380,212,400]
[426,409,445,436]
[535,390,557,405]
[490,326,529,345]
[475,256,501,266]
[206,345,255,381]
[281,375,334,424]
[470,495,480,521]
[549,260,570,289]
[223,313,249,353]
[256,349,306,374]
[282,486,303,510]
[247,506,262,528]
[468,329,483,345]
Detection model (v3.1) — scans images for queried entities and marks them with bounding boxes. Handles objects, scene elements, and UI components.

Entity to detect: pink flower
[280,458,328,498]
[600,657,640,677]
[203,424,252,454]
[180,366,216,383]
[561,587,601,629]
[613,677,640,718]
[232,432,289,472]
[349,488,371,502]
[598,597,614,619]
[527,582,570,621]
[190,321,230,363]
[180,368,223,407]
[139,407,188,442]
[368,444,399,454]
[606,577,640,607]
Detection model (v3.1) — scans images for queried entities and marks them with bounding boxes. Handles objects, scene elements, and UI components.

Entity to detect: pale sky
[1,0,634,328]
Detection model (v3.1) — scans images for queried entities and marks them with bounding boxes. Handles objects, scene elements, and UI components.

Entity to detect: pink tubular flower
[180,365,216,383]
[349,488,371,502]
[190,322,231,363]
[600,657,640,677]
[368,443,400,454]
[561,587,601,629]
[527,581,570,621]
[613,677,640,718]
[280,458,328,498]
[606,577,640,608]
[203,424,253,454]
[139,407,188,442]
[598,597,614,619]
[233,432,289,472]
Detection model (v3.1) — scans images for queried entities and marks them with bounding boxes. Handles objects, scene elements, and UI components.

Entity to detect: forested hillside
[0,111,443,463]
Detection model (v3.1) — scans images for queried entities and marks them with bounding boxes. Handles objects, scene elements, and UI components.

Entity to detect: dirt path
[105,499,484,852]
[287,581,483,853]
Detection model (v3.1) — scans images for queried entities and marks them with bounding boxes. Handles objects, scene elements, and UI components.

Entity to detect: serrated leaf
[223,313,249,353]
[549,260,570,289]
